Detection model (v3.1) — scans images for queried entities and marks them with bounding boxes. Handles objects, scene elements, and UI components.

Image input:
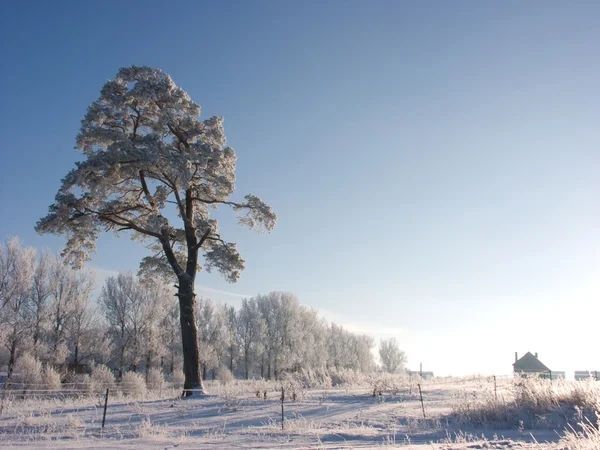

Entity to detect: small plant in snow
[136,419,169,439]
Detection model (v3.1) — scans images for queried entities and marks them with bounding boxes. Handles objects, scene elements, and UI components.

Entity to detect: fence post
[0,378,8,417]
[493,375,497,402]
[102,388,109,431]
[418,383,425,419]
[281,387,285,430]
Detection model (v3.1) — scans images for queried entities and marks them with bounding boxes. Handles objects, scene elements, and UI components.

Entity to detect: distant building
[574,370,599,381]
[407,370,434,379]
[513,352,551,378]
[551,371,565,380]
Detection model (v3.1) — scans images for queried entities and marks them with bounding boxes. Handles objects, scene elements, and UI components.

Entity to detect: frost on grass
[0,377,597,449]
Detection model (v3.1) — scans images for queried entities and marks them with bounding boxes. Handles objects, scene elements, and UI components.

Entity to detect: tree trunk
[145,352,151,381]
[118,346,125,381]
[178,276,204,396]
[6,339,17,388]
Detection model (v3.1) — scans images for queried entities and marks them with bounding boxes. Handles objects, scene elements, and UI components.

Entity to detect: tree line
[0,238,392,385]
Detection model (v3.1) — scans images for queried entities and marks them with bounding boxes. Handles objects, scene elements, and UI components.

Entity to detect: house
[513,352,551,378]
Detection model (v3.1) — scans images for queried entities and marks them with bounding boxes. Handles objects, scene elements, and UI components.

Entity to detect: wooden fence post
[418,383,425,419]
[281,387,285,430]
[102,388,109,431]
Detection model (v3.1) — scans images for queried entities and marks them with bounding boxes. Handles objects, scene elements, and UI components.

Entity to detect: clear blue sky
[1,1,600,376]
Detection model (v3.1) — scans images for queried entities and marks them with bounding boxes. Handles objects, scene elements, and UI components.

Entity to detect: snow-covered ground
[0,379,572,449]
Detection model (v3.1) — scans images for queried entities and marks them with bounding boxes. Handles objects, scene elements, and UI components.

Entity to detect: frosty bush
[40,365,61,392]
[285,368,331,389]
[13,354,42,390]
[121,371,147,398]
[146,368,165,391]
[168,370,185,387]
[63,372,90,392]
[88,364,115,395]
[217,366,234,385]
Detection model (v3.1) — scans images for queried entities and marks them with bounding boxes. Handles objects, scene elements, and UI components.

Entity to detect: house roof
[513,352,550,372]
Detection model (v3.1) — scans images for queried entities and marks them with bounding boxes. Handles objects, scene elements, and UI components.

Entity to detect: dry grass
[451,375,600,429]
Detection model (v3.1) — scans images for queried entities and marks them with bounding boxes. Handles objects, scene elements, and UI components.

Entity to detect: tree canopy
[36,66,276,283]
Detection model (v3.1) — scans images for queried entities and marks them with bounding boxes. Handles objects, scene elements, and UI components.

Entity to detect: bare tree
[379,338,407,374]
[195,297,225,380]
[66,299,108,368]
[99,273,139,379]
[37,66,276,395]
[223,305,238,374]
[47,260,94,365]
[0,238,36,385]
[237,298,262,379]
[28,249,53,359]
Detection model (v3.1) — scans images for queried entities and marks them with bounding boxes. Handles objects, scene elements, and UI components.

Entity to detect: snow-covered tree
[28,249,53,359]
[36,66,277,394]
[0,238,36,385]
[159,302,181,376]
[46,260,94,365]
[100,272,159,378]
[222,305,238,374]
[195,297,225,380]
[378,338,406,374]
[66,298,108,368]
[236,298,263,379]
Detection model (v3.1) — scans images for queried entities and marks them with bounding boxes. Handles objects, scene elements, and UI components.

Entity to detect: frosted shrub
[121,371,147,398]
[388,373,408,396]
[40,365,61,392]
[88,364,115,395]
[281,373,304,401]
[291,368,331,389]
[146,368,165,391]
[168,370,185,388]
[367,372,390,397]
[217,367,234,385]
[251,378,271,399]
[329,368,362,387]
[13,354,42,390]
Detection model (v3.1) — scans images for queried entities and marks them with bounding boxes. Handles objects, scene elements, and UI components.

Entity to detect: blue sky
[1,1,600,376]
